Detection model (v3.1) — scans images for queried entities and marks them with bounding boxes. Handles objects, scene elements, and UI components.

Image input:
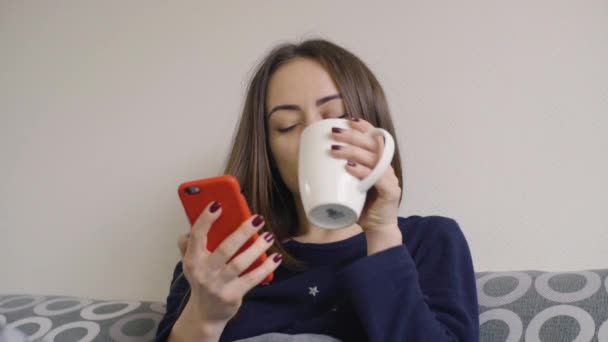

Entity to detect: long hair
[172,38,404,323]
[223,38,404,270]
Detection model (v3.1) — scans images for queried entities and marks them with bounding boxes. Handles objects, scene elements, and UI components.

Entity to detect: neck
[285,193,363,244]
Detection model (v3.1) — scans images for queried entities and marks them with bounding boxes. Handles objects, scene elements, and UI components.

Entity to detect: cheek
[270,135,300,188]
[272,137,298,169]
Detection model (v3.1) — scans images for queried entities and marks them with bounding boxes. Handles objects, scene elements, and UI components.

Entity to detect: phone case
[178,175,274,284]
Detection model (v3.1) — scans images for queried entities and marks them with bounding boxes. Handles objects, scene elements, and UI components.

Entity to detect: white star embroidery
[308,286,319,297]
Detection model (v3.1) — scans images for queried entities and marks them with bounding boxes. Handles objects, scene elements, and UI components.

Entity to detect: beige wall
[1,1,607,302]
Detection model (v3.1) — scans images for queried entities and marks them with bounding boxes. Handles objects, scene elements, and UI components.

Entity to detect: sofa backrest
[1,269,607,341]
[477,269,608,341]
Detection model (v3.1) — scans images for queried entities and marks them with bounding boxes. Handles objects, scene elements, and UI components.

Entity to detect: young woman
[155,39,479,342]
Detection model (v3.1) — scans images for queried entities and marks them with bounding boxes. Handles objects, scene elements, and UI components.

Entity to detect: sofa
[1,269,607,341]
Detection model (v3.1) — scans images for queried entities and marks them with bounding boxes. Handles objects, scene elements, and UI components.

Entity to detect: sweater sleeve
[155,261,191,342]
[336,216,479,341]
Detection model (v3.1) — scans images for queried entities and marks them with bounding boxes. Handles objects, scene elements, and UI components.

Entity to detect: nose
[302,111,324,130]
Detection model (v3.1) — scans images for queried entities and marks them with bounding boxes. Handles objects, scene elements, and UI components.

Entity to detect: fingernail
[252,215,265,228]
[347,160,356,167]
[273,254,283,263]
[210,201,221,213]
[263,232,275,243]
[351,117,360,122]
[332,127,344,133]
[331,145,342,150]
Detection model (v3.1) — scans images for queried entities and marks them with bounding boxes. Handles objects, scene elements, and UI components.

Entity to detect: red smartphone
[178,175,273,284]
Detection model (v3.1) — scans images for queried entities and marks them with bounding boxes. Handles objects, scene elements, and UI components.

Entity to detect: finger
[331,126,376,152]
[330,143,377,169]
[344,160,371,180]
[177,233,189,258]
[349,116,376,133]
[205,214,266,273]
[228,252,283,295]
[349,117,387,153]
[186,200,222,260]
[348,160,398,187]
[215,231,275,284]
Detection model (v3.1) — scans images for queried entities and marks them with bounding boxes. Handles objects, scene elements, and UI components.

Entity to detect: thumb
[177,232,189,258]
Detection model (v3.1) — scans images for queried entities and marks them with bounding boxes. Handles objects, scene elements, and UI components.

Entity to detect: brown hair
[224,38,404,270]
[171,38,404,321]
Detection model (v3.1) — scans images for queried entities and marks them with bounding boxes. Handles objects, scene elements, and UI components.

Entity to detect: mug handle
[357,128,395,193]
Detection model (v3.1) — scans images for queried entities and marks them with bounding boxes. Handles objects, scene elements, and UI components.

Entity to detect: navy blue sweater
[155,216,479,341]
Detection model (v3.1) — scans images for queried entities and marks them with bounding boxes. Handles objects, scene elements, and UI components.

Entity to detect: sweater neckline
[282,231,366,250]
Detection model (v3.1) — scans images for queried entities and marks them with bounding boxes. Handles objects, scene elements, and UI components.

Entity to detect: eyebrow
[267,93,342,117]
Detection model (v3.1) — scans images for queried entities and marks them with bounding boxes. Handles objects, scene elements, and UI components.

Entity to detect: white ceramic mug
[298,118,395,229]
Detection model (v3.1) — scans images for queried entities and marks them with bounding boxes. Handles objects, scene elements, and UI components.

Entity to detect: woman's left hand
[330,117,402,238]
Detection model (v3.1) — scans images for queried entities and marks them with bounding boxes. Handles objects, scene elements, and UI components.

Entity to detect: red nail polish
[263,232,275,242]
[331,145,342,150]
[347,160,356,167]
[252,215,265,228]
[210,201,221,213]
[332,127,344,133]
[273,254,283,263]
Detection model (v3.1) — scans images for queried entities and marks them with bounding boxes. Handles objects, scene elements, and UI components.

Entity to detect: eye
[278,124,298,133]
[277,114,347,133]
[325,113,348,119]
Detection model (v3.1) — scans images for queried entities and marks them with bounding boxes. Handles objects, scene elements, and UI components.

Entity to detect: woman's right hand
[176,200,282,325]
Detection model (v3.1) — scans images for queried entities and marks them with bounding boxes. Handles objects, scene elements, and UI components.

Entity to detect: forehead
[266,57,339,106]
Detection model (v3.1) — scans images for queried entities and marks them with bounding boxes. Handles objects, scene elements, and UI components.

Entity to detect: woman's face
[266,57,347,195]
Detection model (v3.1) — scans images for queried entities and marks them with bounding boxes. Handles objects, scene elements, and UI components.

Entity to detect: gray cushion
[478,269,608,341]
[0,295,165,341]
[1,269,607,341]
